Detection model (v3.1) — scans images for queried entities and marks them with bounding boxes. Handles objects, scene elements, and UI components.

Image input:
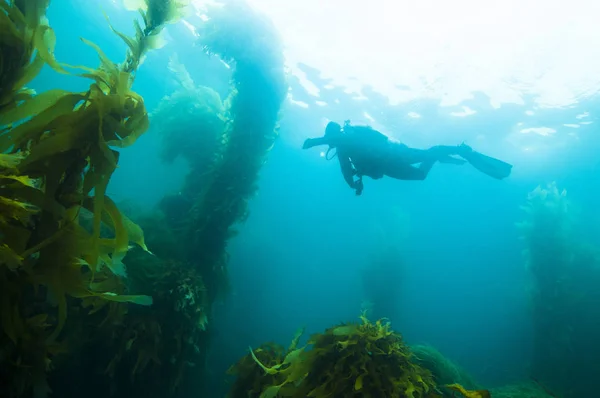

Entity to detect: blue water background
[35,0,600,392]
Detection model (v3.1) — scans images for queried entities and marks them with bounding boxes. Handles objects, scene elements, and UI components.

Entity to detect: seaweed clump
[227,341,290,398]
[228,313,490,398]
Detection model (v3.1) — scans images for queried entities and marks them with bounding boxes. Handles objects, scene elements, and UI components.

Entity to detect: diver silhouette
[302,120,513,196]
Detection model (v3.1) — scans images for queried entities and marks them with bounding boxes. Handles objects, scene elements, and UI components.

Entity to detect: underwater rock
[411,344,480,390]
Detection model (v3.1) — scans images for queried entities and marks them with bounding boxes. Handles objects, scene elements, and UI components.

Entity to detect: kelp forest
[0,0,286,396]
[1,1,598,398]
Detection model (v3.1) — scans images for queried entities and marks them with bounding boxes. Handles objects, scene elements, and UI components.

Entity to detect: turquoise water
[24,0,600,396]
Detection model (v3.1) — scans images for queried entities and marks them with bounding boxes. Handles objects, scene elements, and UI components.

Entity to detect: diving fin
[462,148,513,180]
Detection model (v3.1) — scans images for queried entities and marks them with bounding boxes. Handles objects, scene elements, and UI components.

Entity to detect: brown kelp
[0,0,189,396]
[228,313,489,398]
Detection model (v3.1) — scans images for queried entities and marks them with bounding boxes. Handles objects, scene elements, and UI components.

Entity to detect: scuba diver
[302,120,513,196]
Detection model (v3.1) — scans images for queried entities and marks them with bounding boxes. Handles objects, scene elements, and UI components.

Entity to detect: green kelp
[228,313,488,398]
[0,0,189,396]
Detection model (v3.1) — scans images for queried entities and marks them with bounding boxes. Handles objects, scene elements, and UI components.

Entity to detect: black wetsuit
[303,122,512,195]
[329,125,465,188]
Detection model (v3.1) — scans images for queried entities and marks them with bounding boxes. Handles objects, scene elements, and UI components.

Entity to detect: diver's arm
[338,151,364,195]
[338,152,358,189]
[302,136,329,149]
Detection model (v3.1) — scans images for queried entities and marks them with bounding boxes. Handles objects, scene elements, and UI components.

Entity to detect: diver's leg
[382,143,466,180]
[389,145,432,164]
[391,143,464,164]
[423,145,467,163]
[383,160,435,180]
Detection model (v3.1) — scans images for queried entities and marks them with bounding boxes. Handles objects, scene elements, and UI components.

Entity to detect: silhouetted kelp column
[188,1,287,303]
[517,182,600,398]
[518,183,572,394]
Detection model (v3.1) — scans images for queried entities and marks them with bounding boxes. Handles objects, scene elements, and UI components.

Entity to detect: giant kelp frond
[167,52,196,91]
[113,0,191,73]
[124,0,190,29]
[142,0,190,30]
[445,383,491,398]
[0,0,191,395]
[0,0,53,109]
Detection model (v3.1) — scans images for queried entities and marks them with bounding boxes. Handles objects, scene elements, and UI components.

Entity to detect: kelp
[228,313,490,398]
[114,0,190,73]
[293,313,437,398]
[151,53,227,168]
[0,0,52,111]
[79,206,213,397]
[80,192,210,396]
[445,384,491,398]
[234,314,432,397]
[122,2,288,393]
[38,0,286,395]
[228,341,289,397]
[120,4,288,393]
[517,183,600,397]
[0,0,189,396]
[186,0,287,304]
